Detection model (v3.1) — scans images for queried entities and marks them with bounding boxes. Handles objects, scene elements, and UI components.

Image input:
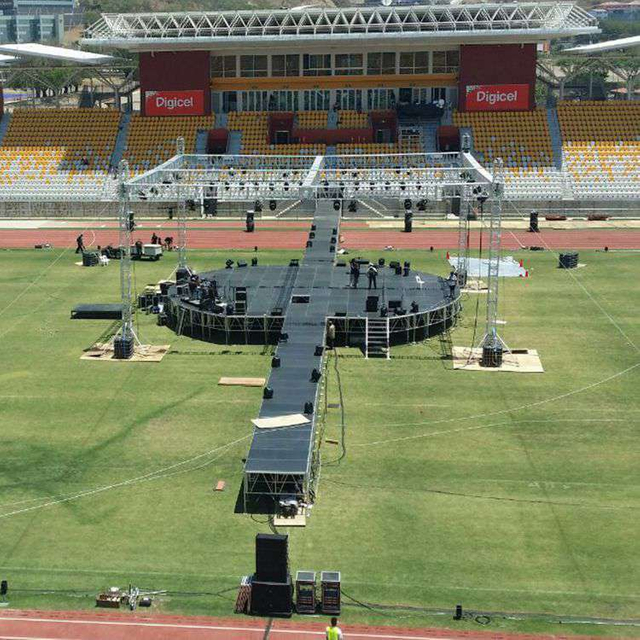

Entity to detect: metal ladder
[365,317,390,360]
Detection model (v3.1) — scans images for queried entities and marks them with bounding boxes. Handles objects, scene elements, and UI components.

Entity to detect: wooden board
[218,377,265,387]
[452,346,544,373]
[252,413,310,429]
[81,343,170,363]
[214,480,226,492]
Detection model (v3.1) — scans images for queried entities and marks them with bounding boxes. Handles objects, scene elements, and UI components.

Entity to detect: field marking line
[0,636,84,640]
[352,360,640,447]
[0,434,250,520]
[0,618,453,640]
[526,230,640,354]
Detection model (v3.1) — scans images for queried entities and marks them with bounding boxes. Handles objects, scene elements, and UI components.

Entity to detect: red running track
[0,610,610,640]
[1,228,640,250]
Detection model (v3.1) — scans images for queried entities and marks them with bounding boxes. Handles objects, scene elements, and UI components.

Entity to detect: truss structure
[83,3,597,49]
[478,159,508,354]
[125,152,491,205]
[117,160,136,344]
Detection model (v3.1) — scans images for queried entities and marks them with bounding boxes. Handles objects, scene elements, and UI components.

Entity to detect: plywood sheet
[452,346,544,373]
[218,377,266,387]
[81,343,170,362]
[252,414,310,429]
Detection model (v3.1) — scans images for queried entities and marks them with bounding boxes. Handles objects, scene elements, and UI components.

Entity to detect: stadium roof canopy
[0,43,113,65]
[82,2,598,52]
[563,34,640,53]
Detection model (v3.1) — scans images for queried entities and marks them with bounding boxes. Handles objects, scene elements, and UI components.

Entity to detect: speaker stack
[558,252,579,269]
[114,334,134,360]
[528,210,539,233]
[251,534,293,617]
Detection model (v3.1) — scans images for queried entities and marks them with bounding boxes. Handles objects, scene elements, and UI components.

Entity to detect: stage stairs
[547,107,564,170]
[195,129,208,154]
[365,317,390,359]
[0,112,11,145]
[110,111,130,169]
[227,130,242,154]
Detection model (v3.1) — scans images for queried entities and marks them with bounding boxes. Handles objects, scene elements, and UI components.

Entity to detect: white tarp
[449,255,526,278]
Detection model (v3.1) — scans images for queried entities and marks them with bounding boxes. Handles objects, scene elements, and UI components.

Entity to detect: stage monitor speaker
[251,576,293,617]
[256,534,289,583]
[366,296,379,312]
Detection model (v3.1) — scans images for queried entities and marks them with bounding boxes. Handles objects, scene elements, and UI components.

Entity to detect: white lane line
[0,618,454,640]
[1,636,83,640]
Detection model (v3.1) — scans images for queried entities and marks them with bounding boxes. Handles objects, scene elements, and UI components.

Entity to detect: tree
[606,56,640,100]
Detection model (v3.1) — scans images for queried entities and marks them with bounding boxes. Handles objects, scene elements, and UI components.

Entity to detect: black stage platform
[161,201,460,504]
[164,263,458,348]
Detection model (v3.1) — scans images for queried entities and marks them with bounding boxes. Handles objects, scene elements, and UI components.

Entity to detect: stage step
[365,318,390,360]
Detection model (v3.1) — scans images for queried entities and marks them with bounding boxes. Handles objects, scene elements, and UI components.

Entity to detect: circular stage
[163,259,461,347]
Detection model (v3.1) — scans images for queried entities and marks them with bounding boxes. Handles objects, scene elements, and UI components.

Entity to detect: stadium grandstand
[0,2,638,213]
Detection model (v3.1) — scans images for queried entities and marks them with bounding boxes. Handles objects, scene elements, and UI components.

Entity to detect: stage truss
[125,151,492,203]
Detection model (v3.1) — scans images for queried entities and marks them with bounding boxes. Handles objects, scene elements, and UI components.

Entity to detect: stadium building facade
[83,3,598,116]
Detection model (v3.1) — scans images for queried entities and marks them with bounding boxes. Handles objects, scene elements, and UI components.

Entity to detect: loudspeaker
[203,198,217,216]
[0,580,7,596]
[451,196,461,216]
[251,576,293,617]
[529,210,539,233]
[256,534,289,583]
[114,335,134,360]
[404,211,412,233]
[366,296,379,312]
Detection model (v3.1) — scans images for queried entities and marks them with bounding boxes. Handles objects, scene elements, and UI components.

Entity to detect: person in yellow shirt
[326,617,343,639]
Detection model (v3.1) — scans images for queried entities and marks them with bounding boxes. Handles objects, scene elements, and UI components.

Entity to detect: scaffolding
[478,159,508,362]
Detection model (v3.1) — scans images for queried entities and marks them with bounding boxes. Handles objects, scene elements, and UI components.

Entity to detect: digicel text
[476,89,518,105]
[155,96,194,110]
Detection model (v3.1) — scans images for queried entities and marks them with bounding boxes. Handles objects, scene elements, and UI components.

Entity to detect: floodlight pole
[479,158,508,355]
[176,136,187,269]
[117,159,138,346]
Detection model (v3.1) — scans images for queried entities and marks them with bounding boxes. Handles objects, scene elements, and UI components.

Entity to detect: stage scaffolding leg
[176,137,187,270]
[456,184,471,289]
[115,159,138,358]
[478,159,509,363]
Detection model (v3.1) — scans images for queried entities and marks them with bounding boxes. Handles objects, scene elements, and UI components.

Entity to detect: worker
[327,321,336,349]
[75,233,85,254]
[326,617,343,639]
[351,259,360,289]
[367,263,378,290]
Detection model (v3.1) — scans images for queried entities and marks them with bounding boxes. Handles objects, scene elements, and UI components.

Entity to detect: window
[240,55,268,78]
[432,50,459,73]
[399,51,430,75]
[303,54,331,76]
[334,53,363,76]
[367,52,395,75]
[211,55,236,78]
[272,54,300,77]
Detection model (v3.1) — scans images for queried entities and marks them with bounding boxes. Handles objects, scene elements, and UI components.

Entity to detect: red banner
[465,84,529,112]
[145,90,205,116]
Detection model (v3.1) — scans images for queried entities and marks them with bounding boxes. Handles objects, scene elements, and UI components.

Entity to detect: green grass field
[0,245,639,637]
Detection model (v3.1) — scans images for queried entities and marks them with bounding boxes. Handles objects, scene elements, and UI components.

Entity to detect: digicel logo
[156,96,194,110]
[476,89,518,105]
[466,84,529,111]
